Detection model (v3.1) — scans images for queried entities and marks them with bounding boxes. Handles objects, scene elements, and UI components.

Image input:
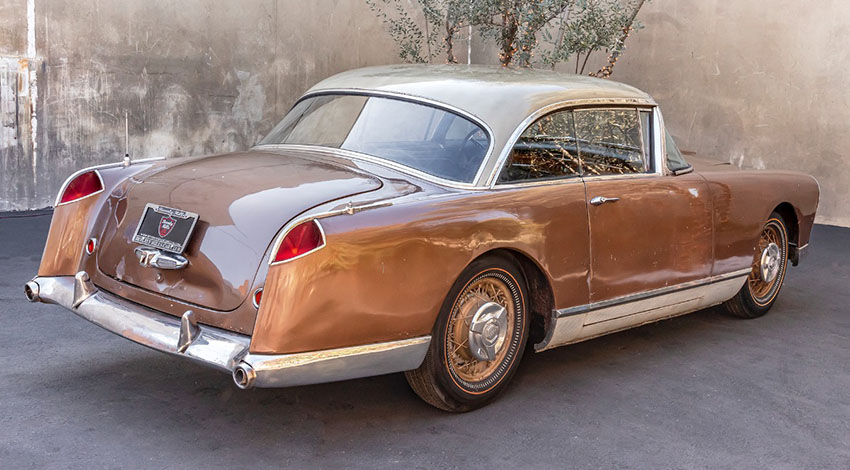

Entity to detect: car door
[576,107,713,322]
[494,107,591,313]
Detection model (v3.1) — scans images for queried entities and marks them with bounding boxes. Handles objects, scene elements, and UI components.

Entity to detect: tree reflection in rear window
[260,94,491,183]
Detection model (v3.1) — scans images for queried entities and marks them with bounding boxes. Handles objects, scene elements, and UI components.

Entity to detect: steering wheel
[460,129,488,156]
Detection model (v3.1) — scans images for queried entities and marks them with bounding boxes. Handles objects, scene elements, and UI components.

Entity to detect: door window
[497,110,580,183]
[574,108,646,176]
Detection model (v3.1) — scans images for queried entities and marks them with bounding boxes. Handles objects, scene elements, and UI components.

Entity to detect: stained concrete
[1,0,406,212]
[1,213,848,469]
[612,0,850,227]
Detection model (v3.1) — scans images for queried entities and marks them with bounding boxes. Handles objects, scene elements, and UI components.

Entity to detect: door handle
[589,196,620,206]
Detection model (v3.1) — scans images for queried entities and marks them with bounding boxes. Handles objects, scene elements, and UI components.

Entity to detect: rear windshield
[259,94,491,183]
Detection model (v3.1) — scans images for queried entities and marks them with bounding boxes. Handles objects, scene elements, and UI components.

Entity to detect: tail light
[252,288,263,308]
[58,170,103,205]
[271,219,325,264]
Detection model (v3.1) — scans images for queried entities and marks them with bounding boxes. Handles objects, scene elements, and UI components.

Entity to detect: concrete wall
[0,0,409,211]
[613,0,849,227]
[2,0,847,227]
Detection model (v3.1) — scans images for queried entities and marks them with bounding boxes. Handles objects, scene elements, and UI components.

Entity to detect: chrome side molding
[536,269,751,351]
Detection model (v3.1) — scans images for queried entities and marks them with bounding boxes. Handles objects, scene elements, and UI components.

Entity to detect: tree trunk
[499,10,519,67]
[590,0,647,77]
[445,20,457,64]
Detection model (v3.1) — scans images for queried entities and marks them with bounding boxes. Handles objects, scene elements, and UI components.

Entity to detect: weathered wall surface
[614,0,849,227]
[3,0,847,227]
[1,0,403,211]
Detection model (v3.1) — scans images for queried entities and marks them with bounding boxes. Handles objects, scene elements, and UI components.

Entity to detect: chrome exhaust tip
[232,363,256,390]
[24,281,40,303]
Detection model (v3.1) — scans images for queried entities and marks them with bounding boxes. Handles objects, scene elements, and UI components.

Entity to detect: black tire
[723,212,789,319]
[405,254,530,412]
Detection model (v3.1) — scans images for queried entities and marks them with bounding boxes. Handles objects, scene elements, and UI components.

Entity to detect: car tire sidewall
[431,255,530,407]
[741,213,790,315]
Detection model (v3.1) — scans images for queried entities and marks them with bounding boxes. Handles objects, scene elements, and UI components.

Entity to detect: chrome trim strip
[29,274,431,388]
[256,143,482,191]
[254,87,495,188]
[53,157,165,207]
[240,336,431,389]
[268,199,394,267]
[486,99,657,188]
[554,268,752,318]
[653,107,665,174]
[536,269,750,352]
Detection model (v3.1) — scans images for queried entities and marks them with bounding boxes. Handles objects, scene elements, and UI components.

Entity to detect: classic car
[25,65,819,412]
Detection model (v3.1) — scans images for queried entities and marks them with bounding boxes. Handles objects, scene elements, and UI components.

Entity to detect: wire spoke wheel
[447,276,515,383]
[747,219,787,306]
[724,213,789,319]
[405,256,529,411]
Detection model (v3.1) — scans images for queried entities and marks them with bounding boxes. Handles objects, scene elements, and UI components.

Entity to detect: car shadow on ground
[30,303,741,436]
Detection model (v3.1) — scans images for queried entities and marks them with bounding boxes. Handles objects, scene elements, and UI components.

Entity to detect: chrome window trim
[487,99,658,188]
[572,106,663,181]
[492,176,583,190]
[255,143,480,191]
[253,88,495,189]
[656,109,693,176]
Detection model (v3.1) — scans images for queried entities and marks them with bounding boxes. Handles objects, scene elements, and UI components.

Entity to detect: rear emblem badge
[159,216,176,237]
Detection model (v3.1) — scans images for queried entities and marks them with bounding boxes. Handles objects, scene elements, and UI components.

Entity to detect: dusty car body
[26,65,819,410]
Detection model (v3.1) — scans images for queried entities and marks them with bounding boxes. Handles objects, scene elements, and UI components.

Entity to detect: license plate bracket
[132,203,199,254]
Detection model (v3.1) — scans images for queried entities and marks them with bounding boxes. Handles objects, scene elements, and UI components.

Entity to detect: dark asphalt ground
[1,213,848,469]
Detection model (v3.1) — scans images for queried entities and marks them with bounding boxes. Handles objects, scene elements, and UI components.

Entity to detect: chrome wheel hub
[468,302,508,361]
[760,242,781,283]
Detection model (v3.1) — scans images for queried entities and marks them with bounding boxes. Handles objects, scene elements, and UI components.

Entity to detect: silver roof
[305,64,657,187]
[309,64,653,132]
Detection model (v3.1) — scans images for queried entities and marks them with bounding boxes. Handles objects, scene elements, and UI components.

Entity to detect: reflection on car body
[26,65,819,412]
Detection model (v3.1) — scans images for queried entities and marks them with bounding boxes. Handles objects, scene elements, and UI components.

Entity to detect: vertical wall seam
[26,0,38,199]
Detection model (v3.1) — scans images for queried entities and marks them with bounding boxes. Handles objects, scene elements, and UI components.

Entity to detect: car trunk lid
[96,150,383,311]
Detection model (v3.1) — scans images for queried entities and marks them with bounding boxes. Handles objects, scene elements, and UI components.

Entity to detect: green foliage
[366,0,647,74]
[540,0,645,73]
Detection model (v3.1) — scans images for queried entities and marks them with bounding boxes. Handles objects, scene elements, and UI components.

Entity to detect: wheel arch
[469,247,555,346]
[772,202,801,264]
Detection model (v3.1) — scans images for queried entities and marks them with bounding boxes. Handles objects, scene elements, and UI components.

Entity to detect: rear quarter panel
[251,183,591,355]
[699,169,819,275]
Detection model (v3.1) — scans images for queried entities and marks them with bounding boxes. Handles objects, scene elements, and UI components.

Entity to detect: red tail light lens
[252,288,263,308]
[59,171,103,204]
[272,220,324,263]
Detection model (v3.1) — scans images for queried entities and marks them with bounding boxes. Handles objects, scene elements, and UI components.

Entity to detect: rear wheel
[405,255,530,412]
[723,213,789,318]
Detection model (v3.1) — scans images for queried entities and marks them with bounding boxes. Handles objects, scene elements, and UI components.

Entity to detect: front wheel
[405,255,530,412]
[723,212,789,318]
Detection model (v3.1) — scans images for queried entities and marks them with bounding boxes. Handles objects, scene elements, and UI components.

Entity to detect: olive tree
[367,0,647,76]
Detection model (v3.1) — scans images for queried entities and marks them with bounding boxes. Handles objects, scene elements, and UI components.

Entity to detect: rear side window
[497,110,581,183]
[573,108,646,176]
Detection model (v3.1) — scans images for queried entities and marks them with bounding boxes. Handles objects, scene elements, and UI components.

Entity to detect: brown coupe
[26,65,819,411]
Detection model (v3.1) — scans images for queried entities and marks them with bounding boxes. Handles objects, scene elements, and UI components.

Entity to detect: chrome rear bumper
[27,273,430,389]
